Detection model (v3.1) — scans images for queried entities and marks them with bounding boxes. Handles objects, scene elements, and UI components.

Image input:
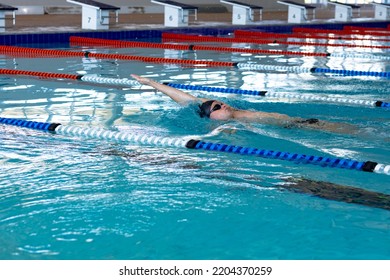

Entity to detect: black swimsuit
[284,118,320,129]
[295,118,319,125]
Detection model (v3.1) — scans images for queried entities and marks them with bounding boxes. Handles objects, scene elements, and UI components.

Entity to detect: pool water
[0,37,389,260]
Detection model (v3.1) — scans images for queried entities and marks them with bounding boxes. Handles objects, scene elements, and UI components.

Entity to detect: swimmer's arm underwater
[131,74,208,105]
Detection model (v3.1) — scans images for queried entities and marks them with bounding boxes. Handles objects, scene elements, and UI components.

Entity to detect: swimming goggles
[210,103,222,114]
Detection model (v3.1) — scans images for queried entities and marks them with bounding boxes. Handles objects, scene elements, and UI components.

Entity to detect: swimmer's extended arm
[131,74,208,105]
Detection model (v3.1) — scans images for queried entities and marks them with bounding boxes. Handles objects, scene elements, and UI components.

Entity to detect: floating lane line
[1,45,390,77]
[69,36,329,58]
[234,29,390,43]
[0,69,390,108]
[0,68,388,108]
[0,68,142,87]
[162,32,390,50]
[71,36,390,61]
[0,117,389,176]
[293,26,390,37]
[163,82,390,108]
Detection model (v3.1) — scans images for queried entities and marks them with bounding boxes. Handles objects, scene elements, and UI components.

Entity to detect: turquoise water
[0,39,389,260]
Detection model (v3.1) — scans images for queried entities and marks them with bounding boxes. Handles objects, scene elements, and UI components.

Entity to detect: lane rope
[70,36,329,58]
[234,29,390,43]
[0,45,235,68]
[344,25,390,32]
[162,32,390,50]
[236,63,390,77]
[162,82,267,96]
[293,27,390,37]
[79,75,141,87]
[2,68,388,108]
[2,68,387,108]
[0,68,142,87]
[1,45,390,78]
[0,116,389,176]
[342,26,390,36]
[0,68,82,80]
[234,30,390,60]
[70,36,390,61]
[163,82,390,108]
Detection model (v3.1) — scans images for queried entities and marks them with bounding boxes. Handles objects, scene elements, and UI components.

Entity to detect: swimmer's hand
[131,74,153,86]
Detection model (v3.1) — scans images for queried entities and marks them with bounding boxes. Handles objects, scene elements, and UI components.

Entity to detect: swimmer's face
[209,101,234,121]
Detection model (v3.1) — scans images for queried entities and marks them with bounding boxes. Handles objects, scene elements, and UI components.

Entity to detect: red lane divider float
[343,25,390,36]
[0,45,235,68]
[2,45,389,78]
[70,36,190,51]
[0,68,81,80]
[162,33,390,49]
[293,27,390,38]
[0,45,86,57]
[70,36,328,57]
[343,26,390,32]
[234,29,390,43]
[0,68,145,88]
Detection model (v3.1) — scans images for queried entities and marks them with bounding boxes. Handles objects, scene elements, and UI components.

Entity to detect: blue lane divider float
[163,82,390,108]
[0,117,188,147]
[236,63,390,78]
[0,117,60,131]
[1,116,389,176]
[163,82,267,96]
[310,67,389,77]
[2,68,388,108]
[329,52,390,61]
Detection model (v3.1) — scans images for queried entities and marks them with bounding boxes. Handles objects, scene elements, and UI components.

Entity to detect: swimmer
[131,74,358,134]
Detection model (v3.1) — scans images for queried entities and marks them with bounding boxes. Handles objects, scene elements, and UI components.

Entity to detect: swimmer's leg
[315,120,359,135]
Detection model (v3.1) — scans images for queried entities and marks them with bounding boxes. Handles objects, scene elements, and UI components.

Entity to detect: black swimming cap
[198,100,216,118]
